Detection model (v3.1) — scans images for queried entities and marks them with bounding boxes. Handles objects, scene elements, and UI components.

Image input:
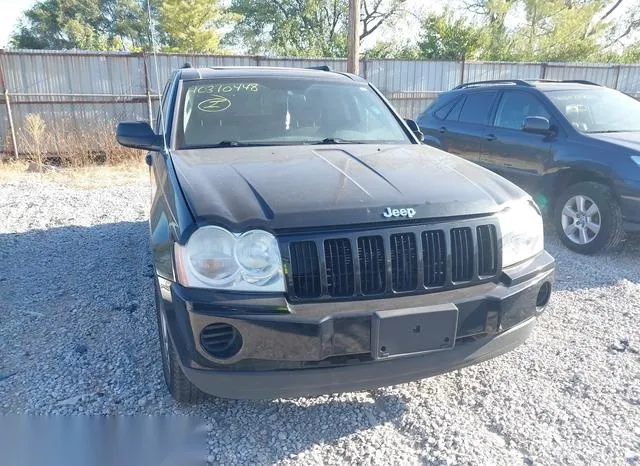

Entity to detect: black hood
[171,144,526,231]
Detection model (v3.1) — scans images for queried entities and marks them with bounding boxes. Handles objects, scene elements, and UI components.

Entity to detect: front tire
[154,279,207,403]
[554,181,624,254]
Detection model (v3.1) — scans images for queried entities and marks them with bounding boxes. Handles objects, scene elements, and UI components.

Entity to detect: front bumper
[159,251,555,399]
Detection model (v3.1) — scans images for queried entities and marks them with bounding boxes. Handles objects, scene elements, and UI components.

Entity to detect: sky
[0,0,430,49]
[1,0,37,47]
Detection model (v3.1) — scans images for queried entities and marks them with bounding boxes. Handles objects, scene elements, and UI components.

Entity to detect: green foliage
[417,10,483,60]
[227,0,406,57]
[363,41,420,59]
[158,0,231,53]
[363,0,640,63]
[227,0,348,57]
[510,0,605,61]
[10,0,151,50]
[9,0,640,62]
[619,42,640,63]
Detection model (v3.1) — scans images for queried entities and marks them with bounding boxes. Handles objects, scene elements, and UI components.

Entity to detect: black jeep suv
[417,79,640,254]
[116,67,554,401]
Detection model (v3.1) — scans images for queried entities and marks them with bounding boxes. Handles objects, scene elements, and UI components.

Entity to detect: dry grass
[9,114,144,169]
[0,159,148,189]
[1,113,148,188]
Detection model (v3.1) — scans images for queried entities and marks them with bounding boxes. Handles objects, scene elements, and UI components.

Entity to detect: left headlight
[498,200,544,268]
[175,226,284,292]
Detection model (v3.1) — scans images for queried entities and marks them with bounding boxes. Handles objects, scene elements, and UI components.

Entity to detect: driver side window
[494,92,550,130]
[155,78,173,134]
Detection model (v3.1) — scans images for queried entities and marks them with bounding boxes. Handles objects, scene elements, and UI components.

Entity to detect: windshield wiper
[192,141,275,148]
[211,140,250,147]
[587,130,636,134]
[309,138,366,145]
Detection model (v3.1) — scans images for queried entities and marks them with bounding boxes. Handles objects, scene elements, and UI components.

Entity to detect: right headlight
[498,200,544,268]
[175,226,284,292]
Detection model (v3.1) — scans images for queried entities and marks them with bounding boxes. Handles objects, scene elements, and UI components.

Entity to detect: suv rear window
[446,98,464,121]
[458,92,497,125]
[433,96,460,119]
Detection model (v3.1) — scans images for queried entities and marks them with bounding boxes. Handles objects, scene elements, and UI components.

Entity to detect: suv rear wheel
[154,279,207,403]
[554,181,624,254]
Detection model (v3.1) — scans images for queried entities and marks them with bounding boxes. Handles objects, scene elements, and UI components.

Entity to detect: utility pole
[347,0,360,75]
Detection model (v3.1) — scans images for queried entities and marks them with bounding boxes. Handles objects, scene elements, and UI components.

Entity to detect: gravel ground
[1,168,639,465]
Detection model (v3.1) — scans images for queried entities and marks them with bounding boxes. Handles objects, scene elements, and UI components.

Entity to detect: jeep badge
[382,207,416,218]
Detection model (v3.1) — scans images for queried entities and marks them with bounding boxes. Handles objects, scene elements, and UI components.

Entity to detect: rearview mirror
[116,121,164,151]
[405,119,424,142]
[522,116,552,135]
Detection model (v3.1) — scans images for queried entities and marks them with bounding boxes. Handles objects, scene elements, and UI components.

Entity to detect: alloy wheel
[561,194,601,245]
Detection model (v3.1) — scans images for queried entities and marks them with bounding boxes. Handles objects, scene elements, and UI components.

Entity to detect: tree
[360,0,407,41]
[417,11,483,60]
[620,42,640,63]
[10,0,151,50]
[226,0,406,57]
[464,0,515,60]
[363,40,420,59]
[157,0,231,53]
[510,0,604,61]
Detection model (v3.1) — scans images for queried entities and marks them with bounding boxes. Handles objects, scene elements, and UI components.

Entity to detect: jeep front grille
[324,238,355,297]
[284,220,501,302]
[290,241,321,299]
[477,224,498,276]
[451,227,473,282]
[357,236,386,295]
[390,233,418,292]
[422,230,446,287]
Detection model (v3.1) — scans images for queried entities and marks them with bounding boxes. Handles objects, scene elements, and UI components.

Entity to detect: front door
[479,90,553,195]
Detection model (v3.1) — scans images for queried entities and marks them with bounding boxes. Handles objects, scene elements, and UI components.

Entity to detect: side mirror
[116,121,164,151]
[405,119,425,142]
[522,116,552,135]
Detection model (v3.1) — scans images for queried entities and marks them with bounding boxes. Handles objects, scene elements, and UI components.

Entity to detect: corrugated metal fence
[2,49,640,155]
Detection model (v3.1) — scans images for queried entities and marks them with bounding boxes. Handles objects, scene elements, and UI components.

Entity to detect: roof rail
[561,79,600,86]
[454,79,533,90]
[529,79,600,86]
[305,65,332,71]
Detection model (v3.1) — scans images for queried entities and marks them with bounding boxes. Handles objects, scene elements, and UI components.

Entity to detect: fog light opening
[200,323,243,359]
[536,282,552,310]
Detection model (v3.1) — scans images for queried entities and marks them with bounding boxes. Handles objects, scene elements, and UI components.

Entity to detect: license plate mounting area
[371,304,458,360]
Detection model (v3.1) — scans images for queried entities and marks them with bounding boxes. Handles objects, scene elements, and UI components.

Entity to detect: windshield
[546,88,640,133]
[175,77,410,149]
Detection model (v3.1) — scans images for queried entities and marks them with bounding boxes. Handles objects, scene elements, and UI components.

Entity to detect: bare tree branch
[601,0,624,21]
[360,0,406,40]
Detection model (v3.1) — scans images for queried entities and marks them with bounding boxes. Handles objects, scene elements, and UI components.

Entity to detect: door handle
[486,134,497,142]
[439,126,447,134]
